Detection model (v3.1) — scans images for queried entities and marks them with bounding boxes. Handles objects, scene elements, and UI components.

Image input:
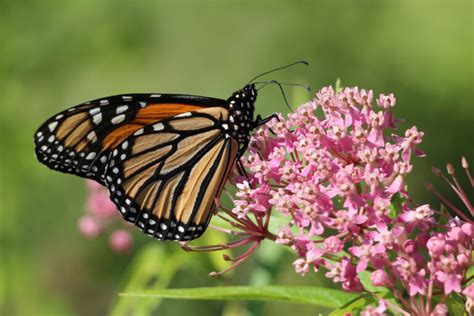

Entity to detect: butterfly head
[227,84,258,144]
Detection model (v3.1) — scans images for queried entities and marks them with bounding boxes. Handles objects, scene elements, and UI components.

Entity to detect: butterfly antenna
[255,80,311,112]
[247,60,309,85]
[255,81,311,92]
[270,80,294,112]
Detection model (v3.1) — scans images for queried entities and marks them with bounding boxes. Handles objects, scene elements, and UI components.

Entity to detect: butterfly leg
[255,114,280,135]
[236,158,250,181]
[255,113,279,128]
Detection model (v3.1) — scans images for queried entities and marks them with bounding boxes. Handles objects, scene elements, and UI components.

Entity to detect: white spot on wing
[93,113,102,124]
[153,123,164,131]
[116,105,128,114]
[86,152,96,160]
[100,99,109,105]
[89,108,100,115]
[87,131,97,142]
[175,112,192,118]
[134,128,144,135]
[48,121,58,132]
[111,114,125,124]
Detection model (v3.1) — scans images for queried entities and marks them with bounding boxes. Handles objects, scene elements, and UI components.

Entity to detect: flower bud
[78,215,101,238]
[371,269,391,287]
[324,236,343,254]
[403,240,416,253]
[109,230,132,253]
[426,236,445,256]
[432,304,448,316]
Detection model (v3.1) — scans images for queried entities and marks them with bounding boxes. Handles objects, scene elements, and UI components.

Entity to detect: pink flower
[398,204,434,233]
[293,258,309,275]
[324,236,344,254]
[377,93,396,109]
[326,257,363,292]
[86,190,116,219]
[393,257,426,296]
[164,86,472,314]
[80,180,133,251]
[371,270,392,287]
[109,230,133,253]
[463,283,474,300]
[433,254,463,294]
[361,299,387,316]
[431,304,448,316]
[426,236,446,257]
[77,215,101,238]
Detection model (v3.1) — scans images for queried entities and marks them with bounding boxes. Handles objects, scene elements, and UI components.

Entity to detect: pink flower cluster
[78,84,473,314]
[78,180,132,253]
[221,86,473,314]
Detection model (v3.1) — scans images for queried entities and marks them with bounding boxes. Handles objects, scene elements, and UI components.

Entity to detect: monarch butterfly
[34,61,308,241]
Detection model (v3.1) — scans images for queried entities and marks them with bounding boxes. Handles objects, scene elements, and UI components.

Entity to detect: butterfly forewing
[34,94,225,184]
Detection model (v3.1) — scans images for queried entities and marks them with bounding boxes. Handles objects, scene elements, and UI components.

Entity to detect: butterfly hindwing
[103,107,239,241]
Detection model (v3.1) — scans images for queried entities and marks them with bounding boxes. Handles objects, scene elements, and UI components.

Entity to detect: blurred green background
[1,1,472,315]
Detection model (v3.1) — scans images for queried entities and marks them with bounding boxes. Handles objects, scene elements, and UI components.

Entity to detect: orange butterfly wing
[34,84,259,242]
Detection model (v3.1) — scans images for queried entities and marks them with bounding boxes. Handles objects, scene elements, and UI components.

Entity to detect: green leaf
[335,78,343,93]
[329,293,375,316]
[445,294,467,316]
[109,245,184,316]
[389,193,403,219]
[467,263,474,278]
[120,286,358,308]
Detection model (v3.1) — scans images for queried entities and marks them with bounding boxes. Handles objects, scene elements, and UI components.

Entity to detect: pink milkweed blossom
[79,179,133,253]
[183,85,472,315]
[109,229,133,253]
[78,84,472,314]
